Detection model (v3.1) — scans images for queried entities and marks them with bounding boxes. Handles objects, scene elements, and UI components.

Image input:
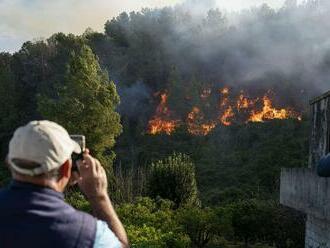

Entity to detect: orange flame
[221,87,229,95]
[236,91,257,110]
[187,107,216,136]
[147,92,180,135]
[220,106,235,126]
[219,87,234,126]
[248,95,299,122]
[147,87,302,136]
[220,87,230,107]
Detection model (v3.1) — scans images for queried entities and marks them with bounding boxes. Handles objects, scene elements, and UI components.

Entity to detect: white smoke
[0,0,310,53]
[158,0,330,93]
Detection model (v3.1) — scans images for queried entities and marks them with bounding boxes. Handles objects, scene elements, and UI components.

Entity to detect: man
[0,120,129,248]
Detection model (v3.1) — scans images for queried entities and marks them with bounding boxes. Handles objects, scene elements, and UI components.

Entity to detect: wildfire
[236,91,256,110]
[248,95,299,122]
[187,107,216,136]
[221,87,229,95]
[220,87,229,107]
[220,106,235,126]
[147,92,180,135]
[201,88,212,99]
[147,87,302,136]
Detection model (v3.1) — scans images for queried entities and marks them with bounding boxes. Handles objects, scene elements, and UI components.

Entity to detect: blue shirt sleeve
[93,220,121,248]
[318,153,330,177]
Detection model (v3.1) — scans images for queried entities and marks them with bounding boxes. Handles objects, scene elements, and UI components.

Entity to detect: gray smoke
[117,82,152,118]
[161,0,330,94]
[104,0,330,117]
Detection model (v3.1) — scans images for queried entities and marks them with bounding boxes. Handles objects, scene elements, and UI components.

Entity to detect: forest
[1,1,329,247]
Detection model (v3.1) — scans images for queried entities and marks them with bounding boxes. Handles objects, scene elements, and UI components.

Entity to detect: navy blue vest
[0,180,97,248]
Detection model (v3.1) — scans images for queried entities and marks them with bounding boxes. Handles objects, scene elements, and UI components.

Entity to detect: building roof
[310,90,330,105]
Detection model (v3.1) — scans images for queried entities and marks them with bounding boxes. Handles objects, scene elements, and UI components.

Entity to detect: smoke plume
[168,0,330,93]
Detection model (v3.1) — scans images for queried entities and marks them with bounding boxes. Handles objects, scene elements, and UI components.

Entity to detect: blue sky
[0,0,294,53]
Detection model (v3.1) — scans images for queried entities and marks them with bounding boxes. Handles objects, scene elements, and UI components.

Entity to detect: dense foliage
[117,197,189,248]
[38,45,122,165]
[115,119,309,204]
[0,34,123,181]
[148,153,199,207]
[115,197,304,248]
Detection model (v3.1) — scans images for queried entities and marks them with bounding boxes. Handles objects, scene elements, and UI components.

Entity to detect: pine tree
[38,45,122,168]
[0,53,18,136]
[0,53,18,185]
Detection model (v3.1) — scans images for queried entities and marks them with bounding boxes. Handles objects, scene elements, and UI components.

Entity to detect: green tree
[105,12,130,47]
[0,53,18,131]
[230,200,275,248]
[148,153,199,207]
[177,207,231,248]
[0,53,19,185]
[271,205,305,248]
[38,45,122,166]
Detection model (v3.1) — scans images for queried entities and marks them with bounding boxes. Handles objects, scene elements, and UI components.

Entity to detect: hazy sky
[0,0,298,53]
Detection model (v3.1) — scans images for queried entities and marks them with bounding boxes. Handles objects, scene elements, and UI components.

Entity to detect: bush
[65,189,91,213]
[117,197,190,248]
[177,207,232,248]
[148,153,199,207]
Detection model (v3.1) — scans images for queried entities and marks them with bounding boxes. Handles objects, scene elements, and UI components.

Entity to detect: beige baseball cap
[8,120,81,176]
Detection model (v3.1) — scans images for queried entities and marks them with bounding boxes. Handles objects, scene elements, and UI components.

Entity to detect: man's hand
[76,150,108,200]
[72,149,129,248]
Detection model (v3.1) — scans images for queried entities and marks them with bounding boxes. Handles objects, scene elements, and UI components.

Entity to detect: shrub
[148,153,199,207]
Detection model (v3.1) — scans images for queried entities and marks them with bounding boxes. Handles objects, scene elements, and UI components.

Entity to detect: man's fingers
[80,154,97,176]
[95,159,102,174]
[69,171,80,186]
[100,167,107,182]
[74,153,109,201]
[99,163,106,176]
[76,160,86,174]
[77,157,92,177]
[76,147,90,175]
[95,159,107,180]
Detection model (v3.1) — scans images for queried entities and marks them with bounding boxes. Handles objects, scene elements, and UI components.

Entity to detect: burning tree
[147,91,181,135]
[147,86,302,136]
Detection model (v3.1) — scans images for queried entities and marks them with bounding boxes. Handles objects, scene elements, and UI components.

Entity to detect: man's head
[7,120,81,192]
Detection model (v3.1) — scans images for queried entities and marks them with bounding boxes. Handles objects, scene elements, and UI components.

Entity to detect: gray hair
[10,159,61,180]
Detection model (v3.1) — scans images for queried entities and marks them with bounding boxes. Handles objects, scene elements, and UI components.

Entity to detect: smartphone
[70,135,86,173]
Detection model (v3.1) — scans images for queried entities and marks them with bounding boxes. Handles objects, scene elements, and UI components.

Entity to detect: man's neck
[12,175,62,192]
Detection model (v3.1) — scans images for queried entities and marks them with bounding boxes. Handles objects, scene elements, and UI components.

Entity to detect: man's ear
[60,160,71,179]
